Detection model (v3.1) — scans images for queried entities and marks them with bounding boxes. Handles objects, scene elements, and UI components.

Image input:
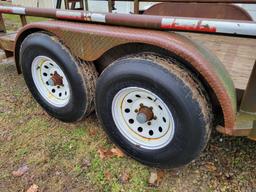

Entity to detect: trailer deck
[182,32,256,90]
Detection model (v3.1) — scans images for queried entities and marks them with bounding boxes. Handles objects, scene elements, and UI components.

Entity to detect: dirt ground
[0,9,256,192]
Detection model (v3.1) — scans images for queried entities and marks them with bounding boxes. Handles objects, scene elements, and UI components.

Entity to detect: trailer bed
[181,32,256,90]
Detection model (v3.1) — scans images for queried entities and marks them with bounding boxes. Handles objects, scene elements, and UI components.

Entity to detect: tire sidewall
[96,58,207,168]
[20,33,87,122]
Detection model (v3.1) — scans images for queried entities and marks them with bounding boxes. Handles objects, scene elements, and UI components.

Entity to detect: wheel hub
[136,105,154,124]
[112,87,175,150]
[47,71,64,87]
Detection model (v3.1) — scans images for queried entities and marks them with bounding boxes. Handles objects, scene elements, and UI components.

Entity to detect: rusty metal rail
[1,5,256,37]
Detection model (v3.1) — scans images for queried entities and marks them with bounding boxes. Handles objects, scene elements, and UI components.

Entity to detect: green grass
[2,14,49,32]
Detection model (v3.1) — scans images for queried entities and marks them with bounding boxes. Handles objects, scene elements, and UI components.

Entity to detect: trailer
[0,0,255,168]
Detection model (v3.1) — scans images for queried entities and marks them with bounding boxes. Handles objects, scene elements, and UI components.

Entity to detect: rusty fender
[14,20,237,133]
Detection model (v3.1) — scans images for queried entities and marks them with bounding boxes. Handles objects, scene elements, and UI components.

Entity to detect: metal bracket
[240,60,256,114]
[0,13,6,33]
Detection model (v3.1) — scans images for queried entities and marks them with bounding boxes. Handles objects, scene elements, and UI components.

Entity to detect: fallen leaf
[119,171,130,184]
[89,129,97,136]
[26,184,38,192]
[98,148,113,159]
[12,165,29,177]
[98,147,125,159]
[205,162,217,172]
[148,170,165,187]
[110,148,125,158]
[104,171,112,181]
[157,170,165,181]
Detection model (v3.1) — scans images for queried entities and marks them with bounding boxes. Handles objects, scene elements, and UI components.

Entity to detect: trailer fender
[15,20,236,132]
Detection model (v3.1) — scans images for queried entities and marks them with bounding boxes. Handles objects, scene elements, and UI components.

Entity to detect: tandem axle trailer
[0,0,255,168]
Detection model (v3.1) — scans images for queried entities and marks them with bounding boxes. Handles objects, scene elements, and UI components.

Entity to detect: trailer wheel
[96,53,212,168]
[20,32,98,122]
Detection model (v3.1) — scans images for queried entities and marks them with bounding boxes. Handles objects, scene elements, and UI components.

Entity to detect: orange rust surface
[139,106,154,122]
[15,21,236,132]
[51,71,64,86]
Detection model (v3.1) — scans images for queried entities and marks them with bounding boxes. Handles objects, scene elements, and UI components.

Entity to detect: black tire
[96,53,212,168]
[20,32,98,122]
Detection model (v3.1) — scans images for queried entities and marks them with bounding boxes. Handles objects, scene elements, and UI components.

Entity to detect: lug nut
[135,109,139,113]
[147,122,151,126]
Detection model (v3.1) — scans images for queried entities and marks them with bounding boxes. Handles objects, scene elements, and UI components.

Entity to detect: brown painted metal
[219,112,256,138]
[240,61,256,114]
[144,3,253,21]
[249,123,256,140]
[108,0,113,13]
[25,7,56,18]
[0,14,6,33]
[1,5,256,36]
[217,125,252,136]
[134,0,140,14]
[20,15,27,26]
[14,21,236,133]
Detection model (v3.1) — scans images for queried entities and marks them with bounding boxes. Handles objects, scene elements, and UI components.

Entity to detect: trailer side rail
[1,5,256,37]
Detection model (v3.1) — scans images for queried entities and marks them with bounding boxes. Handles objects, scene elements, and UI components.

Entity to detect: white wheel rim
[112,87,175,150]
[31,56,70,108]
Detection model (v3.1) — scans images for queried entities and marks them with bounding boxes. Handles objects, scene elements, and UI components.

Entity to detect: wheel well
[15,28,50,74]
[95,43,224,127]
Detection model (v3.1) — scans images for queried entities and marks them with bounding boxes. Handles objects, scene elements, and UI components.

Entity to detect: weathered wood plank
[181,32,256,90]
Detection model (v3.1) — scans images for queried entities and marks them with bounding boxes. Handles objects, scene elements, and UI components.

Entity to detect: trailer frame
[0,1,255,141]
